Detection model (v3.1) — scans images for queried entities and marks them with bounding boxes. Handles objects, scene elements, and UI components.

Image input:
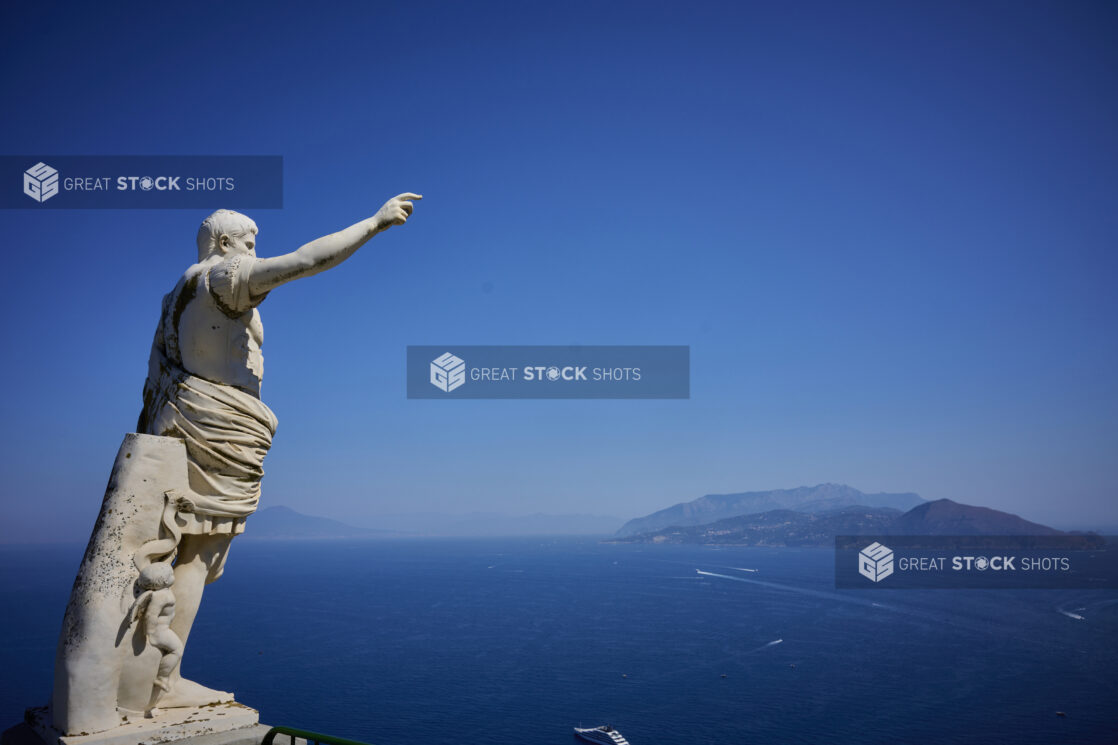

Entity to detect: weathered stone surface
[53,434,191,735]
[19,703,259,745]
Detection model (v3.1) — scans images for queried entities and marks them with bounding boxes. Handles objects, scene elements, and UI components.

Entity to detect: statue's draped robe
[137,253,278,535]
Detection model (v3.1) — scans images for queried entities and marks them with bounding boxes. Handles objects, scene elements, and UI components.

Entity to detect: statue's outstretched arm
[247,193,421,295]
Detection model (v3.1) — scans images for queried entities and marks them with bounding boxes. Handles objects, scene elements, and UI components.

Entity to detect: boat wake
[694,569,867,605]
[1058,609,1086,621]
[742,638,784,655]
[692,568,996,636]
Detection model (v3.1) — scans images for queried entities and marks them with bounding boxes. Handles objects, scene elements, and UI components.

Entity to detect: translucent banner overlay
[2,155,283,208]
[835,535,1118,589]
[407,345,690,399]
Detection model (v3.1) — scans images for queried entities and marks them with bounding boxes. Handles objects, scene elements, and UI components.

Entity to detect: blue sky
[1,1,1116,541]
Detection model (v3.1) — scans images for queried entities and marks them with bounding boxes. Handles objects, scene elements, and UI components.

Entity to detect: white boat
[574,725,631,745]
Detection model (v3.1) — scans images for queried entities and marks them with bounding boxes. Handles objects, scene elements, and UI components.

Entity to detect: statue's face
[220,231,257,257]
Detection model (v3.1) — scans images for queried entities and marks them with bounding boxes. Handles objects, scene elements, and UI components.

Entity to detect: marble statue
[44,193,421,741]
[132,562,181,717]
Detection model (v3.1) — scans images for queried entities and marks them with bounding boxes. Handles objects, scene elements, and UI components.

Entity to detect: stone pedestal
[5,705,264,745]
[52,434,193,734]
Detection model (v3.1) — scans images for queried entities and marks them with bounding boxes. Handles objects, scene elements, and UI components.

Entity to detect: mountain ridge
[616,483,925,536]
[242,506,400,540]
[614,499,1068,546]
[243,506,623,538]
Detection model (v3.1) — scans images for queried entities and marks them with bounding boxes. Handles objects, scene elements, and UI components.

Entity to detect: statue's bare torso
[167,256,266,396]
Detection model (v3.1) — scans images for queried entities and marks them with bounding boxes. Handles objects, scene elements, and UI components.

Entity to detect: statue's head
[139,562,175,591]
[196,209,258,262]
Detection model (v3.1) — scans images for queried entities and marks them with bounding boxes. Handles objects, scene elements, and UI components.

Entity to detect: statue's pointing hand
[376,193,423,228]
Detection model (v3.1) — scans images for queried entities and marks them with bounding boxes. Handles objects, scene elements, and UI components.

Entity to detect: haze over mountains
[892,499,1060,536]
[615,499,1066,546]
[0,467,1084,545]
[243,507,623,539]
[616,484,926,537]
[366,511,624,536]
[244,506,399,540]
[224,485,1065,544]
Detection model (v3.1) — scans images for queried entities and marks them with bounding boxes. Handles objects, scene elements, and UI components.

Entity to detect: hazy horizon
[2,482,1112,545]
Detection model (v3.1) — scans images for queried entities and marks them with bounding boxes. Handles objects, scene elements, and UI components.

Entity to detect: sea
[2,537,1116,745]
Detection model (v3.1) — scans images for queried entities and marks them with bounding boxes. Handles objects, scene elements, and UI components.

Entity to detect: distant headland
[611,484,1074,546]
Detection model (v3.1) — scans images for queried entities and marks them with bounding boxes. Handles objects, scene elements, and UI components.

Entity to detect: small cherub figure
[133,562,183,716]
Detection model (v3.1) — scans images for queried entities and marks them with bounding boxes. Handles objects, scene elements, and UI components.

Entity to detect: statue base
[7,703,261,745]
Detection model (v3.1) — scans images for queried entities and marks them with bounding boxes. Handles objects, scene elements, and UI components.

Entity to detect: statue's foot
[157,677,234,708]
[145,707,161,718]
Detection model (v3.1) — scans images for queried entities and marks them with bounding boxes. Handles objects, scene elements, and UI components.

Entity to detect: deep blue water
[3,538,1117,744]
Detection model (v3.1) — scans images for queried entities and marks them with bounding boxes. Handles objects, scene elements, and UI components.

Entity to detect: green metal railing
[262,725,375,745]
